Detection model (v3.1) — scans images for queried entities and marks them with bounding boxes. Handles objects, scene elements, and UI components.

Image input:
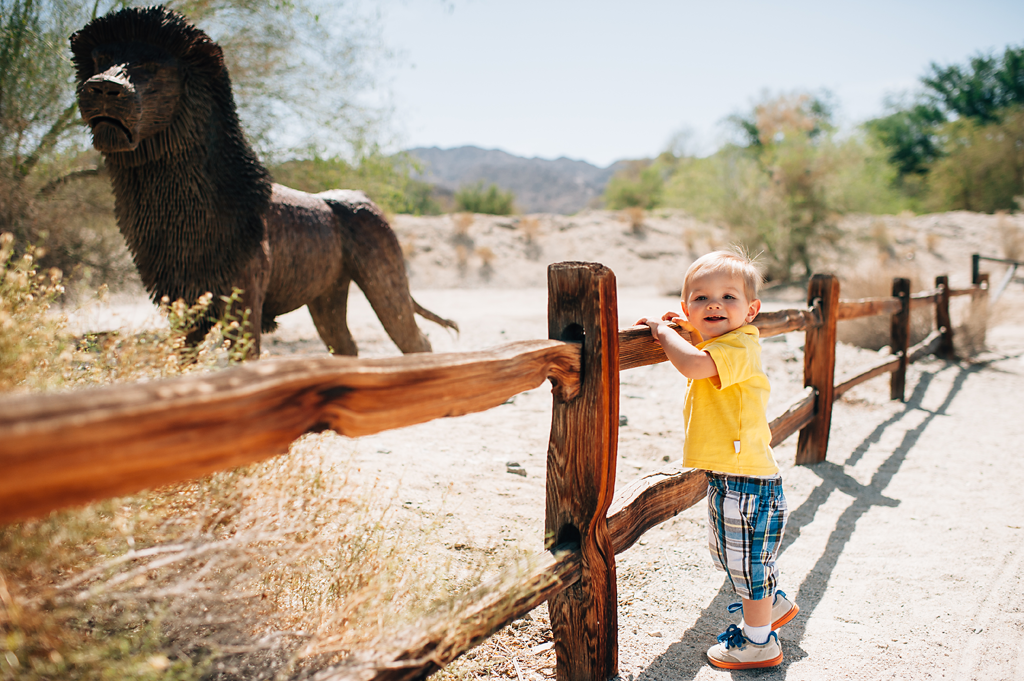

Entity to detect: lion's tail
[413,300,459,333]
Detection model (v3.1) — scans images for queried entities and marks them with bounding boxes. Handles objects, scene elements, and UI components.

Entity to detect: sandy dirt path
[73,283,1024,680]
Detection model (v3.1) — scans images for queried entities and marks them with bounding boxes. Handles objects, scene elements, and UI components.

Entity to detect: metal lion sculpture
[71,6,457,357]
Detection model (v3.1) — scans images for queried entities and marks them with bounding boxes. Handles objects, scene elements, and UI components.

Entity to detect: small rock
[507,462,527,477]
[648,629,663,638]
[619,414,629,427]
[662,455,670,462]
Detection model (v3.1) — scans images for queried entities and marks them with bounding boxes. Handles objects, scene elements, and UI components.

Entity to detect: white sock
[743,623,771,645]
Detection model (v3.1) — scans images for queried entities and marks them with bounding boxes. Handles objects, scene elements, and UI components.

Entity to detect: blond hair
[682,247,764,302]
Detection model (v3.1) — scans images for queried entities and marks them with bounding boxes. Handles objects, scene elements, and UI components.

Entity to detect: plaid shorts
[705,472,788,601]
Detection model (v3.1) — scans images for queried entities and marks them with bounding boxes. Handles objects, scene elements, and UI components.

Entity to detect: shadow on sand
[632,358,984,680]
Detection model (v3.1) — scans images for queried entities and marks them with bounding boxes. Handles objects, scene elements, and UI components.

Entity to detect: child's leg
[741,596,772,628]
[704,474,789,669]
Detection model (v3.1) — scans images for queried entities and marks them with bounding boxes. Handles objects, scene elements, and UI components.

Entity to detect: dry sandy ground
[71,210,1024,680]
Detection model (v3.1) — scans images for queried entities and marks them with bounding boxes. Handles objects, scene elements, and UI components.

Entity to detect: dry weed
[1,231,516,679]
[1,436,504,679]
[476,246,496,283]
[620,207,645,234]
[452,212,475,238]
[518,216,540,243]
[996,212,1024,261]
[837,267,934,351]
[868,219,894,260]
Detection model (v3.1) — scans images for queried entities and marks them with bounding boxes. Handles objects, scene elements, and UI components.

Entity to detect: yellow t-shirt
[682,325,779,476]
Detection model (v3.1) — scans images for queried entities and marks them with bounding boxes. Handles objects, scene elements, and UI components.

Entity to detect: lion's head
[71,7,233,161]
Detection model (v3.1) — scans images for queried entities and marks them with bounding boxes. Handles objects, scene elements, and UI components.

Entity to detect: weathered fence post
[972,272,990,350]
[545,262,619,681]
[936,275,954,359]
[796,274,839,465]
[890,277,911,401]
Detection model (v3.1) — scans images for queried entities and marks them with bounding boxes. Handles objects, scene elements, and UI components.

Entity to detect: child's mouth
[705,316,726,322]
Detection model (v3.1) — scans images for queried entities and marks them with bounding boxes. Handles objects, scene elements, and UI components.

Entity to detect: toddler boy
[637,249,798,669]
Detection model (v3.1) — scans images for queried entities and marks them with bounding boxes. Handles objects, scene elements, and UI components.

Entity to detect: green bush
[604,160,664,209]
[925,106,1024,213]
[454,181,516,215]
[661,93,909,280]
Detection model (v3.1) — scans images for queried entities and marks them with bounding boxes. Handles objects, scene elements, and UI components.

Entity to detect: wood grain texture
[837,297,901,321]
[605,467,707,555]
[753,307,818,338]
[325,545,582,681]
[618,324,693,371]
[618,306,815,372]
[796,274,840,465]
[0,340,580,524]
[890,278,911,401]
[545,262,619,681]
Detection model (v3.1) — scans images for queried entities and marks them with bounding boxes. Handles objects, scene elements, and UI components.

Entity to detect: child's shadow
[632,360,979,679]
[632,583,809,679]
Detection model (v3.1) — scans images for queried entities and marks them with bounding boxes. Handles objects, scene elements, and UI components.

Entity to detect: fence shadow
[634,358,981,680]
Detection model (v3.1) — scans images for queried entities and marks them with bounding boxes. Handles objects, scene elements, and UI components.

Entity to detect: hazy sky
[377,0,1024,167]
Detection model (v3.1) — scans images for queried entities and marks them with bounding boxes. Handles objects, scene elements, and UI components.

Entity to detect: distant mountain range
[406,146,629,214]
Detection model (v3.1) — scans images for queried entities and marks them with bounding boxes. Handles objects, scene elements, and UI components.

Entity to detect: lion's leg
[338,213,433,354]
[308,275,359,356]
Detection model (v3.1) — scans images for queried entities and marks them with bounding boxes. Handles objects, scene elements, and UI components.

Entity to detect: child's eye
[724,294,735,299]
[695,295,707,301]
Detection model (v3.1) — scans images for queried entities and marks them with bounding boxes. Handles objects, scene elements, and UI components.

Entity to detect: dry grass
[620,207,645,234]
[836,266,934,351]
[1,437,498,680]
[517,217,540,243]
[452,212,475,238]
[997,212,1023,261]
[0,230,515,679]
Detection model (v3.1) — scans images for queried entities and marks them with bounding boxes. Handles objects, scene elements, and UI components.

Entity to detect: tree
[0,0,388,282]
[663,92,903,280]
[926,106,1024,213]
[867,44,1024,195]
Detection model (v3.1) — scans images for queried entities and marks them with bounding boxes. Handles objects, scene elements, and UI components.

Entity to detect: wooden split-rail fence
[0,262,990,681]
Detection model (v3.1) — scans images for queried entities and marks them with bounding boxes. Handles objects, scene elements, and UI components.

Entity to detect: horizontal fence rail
[0,262,990,681]
[0,340,580,524]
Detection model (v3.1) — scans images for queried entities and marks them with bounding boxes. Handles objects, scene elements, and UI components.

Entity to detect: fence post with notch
[890,277,911,401]
[545,261,619,681]
[796,273,839,465]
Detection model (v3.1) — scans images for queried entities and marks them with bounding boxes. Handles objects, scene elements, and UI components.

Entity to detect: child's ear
[745,298,761,323]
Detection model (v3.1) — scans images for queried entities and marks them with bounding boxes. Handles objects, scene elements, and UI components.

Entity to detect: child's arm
[636,314,718,380]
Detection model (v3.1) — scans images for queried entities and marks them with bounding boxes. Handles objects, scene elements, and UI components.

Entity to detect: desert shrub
[836,268,934,351]
[0,230,514,678]
[620,206,646,233]
[0,232,258,393]
[925,106,1024,213]
[454,181,516,215]
[0,438,496,680]
[604,160,663,210]
[997,212,1024,260]
[662,93,907,281]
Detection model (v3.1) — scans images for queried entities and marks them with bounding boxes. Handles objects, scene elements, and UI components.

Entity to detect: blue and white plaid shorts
[705,472,788,601]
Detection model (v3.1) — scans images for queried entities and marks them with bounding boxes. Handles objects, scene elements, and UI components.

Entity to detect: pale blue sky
[377,0,1024,166]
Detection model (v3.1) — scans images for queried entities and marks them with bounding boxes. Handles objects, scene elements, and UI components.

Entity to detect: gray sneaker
[728,590,799,630]
[707,624,783,669]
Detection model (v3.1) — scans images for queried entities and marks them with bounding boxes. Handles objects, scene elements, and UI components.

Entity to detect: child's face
[681,269,761,340]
